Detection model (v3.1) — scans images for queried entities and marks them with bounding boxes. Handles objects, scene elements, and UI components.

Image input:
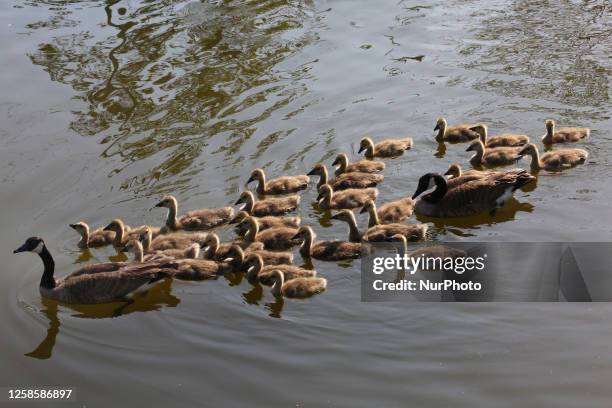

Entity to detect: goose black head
[412,173,442,199]
[14,237,45,254]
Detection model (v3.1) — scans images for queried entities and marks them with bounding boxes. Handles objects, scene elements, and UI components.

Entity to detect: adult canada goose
[201,232,264,261]
[466,140,523,167]
[475,124,530,148]
[332,153,385,176]
[270,270,327,299]
[230,211,301,235]
[360,198,414,228]
[246,168,309,195]
[316,184,378,210]
[358,137,413,159]
[235,191,300,217]
[292,226,366,261]
[542,119,590,144]
[13,237,171,304]
[139,226,208,252]
[224,244,294,267]
[239,216,299,250]
[308,164,384,190]
[154,195,233,232]
[411,170,535,217]
[103,219,159,247]
[123,239,198,262]
[434,117,481,143]
[331,210,428,243]
[243,253,316,286]
[69,222,115,248]
[518,143,588,171]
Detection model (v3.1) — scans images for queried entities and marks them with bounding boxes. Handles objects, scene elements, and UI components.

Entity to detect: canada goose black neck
[424,175,447,203]
[39,245,56,289]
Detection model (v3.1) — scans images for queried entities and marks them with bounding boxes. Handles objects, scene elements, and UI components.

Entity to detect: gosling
[270,270,327,299]
[69,222,115,248]
[466,139,523,167]
[308,163,383,190]
[542,119,589,144]
[332,153,385,176]
[316,184,378,210]
[154,195,233,231]
[292,226,367,261]
[519,143,588,171]
[360,198,414,228]
[235,191,300,217]
[358,137,413,159]
[246,168,309,195]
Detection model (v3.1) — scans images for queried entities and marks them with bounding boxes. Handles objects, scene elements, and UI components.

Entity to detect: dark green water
[1,0,611,406]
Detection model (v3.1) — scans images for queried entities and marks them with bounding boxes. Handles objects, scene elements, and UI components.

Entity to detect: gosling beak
[153,201,164,208]
[234,197,244,205]
[291,233,302,240]
[357,145,365,154]
[359,206,368,214]
[103,224,113,231]
[69,223,79,230]
[331,157,340,166]
[434,124,440,131]
[443,169,452,176]
[306,168,317,176]
[246,176,255,184]
[465,145,474,152]
[316,193,323,201]
[330,213,340,220]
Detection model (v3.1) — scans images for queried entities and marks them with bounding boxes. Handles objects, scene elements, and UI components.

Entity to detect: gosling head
[434,117,447,131]
[330,209,356,223]
[518,143,537,157]
[359,199,376,214]
[444,163,462,178]
[154,195,177,209]
[358,137,374,154]
[246,168,265,184]
[545,119,555,131]
[234,191,254,206]
[69,221,89,236]
[307,163,326,176]
[103,218,126,232]
[316,184,333,201]
[331,153,348,167]
[121,239,142,255]
[229,210,249,225]
[292,225,314,242]
[224,245,245,263]
[465,139,484,152]
[14,237,45,254]
[202,233,219,249]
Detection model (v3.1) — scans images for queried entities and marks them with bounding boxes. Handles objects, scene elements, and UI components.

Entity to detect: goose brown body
[475,124,530,148]
[247,168,309,195]
[270,270,327,299]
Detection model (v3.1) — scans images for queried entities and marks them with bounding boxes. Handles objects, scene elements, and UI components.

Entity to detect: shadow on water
[25,278,179,360]
[26,0,318,195]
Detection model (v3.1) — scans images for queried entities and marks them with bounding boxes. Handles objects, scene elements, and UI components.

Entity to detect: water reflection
[27,0,318,194]
[25,278,179,360]
[462,0,611,116]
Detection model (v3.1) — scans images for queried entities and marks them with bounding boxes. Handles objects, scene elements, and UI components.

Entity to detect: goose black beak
[330,213,340,220]
[153,201,164,208]
[331,157,340,166]
[103,224,112,231]
[357,146,365,154]
[13,244,28,254]
[316,193,323,201]
[359,206,367,214]
[434,124,440,131]
[246,176,255,184]
[291,232,302,240]
[465,145,474,152]
[69,223,79,230]
[443,169,452,176]
[234,197,243,205]
[306,168,317,176]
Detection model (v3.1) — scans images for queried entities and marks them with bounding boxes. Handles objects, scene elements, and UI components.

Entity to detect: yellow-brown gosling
[139,226,208,252]
[201,232,264,261]
[542,119,589,145]
[434,117,481,143]
[270,270,327,299]
[244,253,317,286]
[308,163,384,190]
[358,137,413,159]
[123,239,199,262]
[239,216,300,250]
[103,218,159,247]
[247,168,309,195]
[411,171,535,217]
[443,163,492,188]
[331,210,428,243]
[316,184,378,210]
[13,237,172,304]
[225,244,293,267]
[332,153,385,176]
[292,225,367,261]
[69,221,115,249]
[154,195,233,232]
[518,143,588,171]
[230,210,301,235]
[466,139,523,167]
[235,191,300,217]
[475,124,530,147]
[360,198,414,228]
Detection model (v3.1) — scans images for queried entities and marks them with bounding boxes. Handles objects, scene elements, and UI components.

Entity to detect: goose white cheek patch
[32,242,44,254]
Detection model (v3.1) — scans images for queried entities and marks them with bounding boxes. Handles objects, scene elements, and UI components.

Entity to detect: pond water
[1,0,611,406]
